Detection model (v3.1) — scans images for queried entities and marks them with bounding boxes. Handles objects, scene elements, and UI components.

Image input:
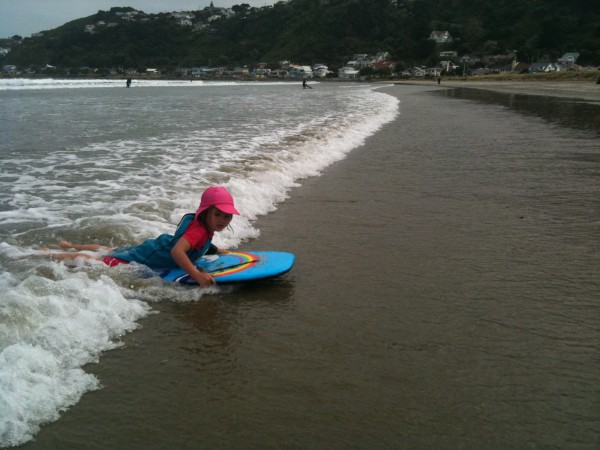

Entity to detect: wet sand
[240,83,599,448]
[393,78,600,101]
[248,83,600,448]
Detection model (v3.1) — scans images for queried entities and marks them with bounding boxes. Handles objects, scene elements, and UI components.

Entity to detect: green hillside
[1,0,599,71]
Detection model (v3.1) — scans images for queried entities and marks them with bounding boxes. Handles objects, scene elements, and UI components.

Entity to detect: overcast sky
[0,0,276,38]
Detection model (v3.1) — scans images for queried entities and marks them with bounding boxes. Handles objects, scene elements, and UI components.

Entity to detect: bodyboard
[159,251,295,284]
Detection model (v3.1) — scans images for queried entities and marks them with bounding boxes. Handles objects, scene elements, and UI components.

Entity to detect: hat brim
[214,204,239,215]
[197,204,239,216]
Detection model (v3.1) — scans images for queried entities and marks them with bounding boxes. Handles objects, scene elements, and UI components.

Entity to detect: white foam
[0,265,152,447]
[0,77,303,91]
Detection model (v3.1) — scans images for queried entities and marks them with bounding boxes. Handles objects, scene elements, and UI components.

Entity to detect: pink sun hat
[196,186,239,215]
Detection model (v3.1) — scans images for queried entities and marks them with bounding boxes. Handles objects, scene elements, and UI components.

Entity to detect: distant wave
[0,77,303,90]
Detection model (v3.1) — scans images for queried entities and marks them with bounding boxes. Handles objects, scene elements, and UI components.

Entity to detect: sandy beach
[249,82,599,448]
[238,82,599,448]
[393,78,600,101]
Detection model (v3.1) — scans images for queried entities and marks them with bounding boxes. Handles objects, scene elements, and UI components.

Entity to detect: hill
[1,0,599,73]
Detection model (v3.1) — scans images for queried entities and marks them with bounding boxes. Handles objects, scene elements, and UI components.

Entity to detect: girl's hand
[194,270,216,287]
[171,238,216,288]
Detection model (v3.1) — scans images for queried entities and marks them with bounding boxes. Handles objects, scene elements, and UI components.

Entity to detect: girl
[52,186,239,287]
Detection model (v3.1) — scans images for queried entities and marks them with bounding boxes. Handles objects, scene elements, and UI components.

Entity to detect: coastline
[14,83,599,449]
[245,83,599,448]
[3,72,600,102]
[390,78,600,101]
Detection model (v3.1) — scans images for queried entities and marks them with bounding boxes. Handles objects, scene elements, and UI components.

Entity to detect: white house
[373,51,391,62]
[558,52,579,67]
[426,67,443,76]
[191,67,210,77]
[429,30,453,44]
[286,65,314,79]
[409,67,426,77]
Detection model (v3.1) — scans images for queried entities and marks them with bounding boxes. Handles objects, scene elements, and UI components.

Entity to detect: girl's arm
[171,238,216,287]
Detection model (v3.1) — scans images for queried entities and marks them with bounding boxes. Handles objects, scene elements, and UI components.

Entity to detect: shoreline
[389,78,600,101]
[15,83,599,450]
[244,83,600,448]
[4,73,599,102]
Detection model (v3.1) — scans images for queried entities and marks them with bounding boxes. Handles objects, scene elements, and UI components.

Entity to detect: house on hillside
[529,62,558,73]
[558,52,579,68]
[440,60,459,71]
[232,66,250,78]
[191,67,210,77]
[408,67,426,77]
[286,65,313,79]
[429,30,453,44]
[373,52,391,62]
[338,66,360,79]
[351,54,371,68]
[372,60,397,75]
[269,69,288,78]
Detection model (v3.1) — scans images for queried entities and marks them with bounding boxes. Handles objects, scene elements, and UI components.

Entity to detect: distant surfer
[303,79,312,89]
[46,187,239,287]
[126,78,132,88]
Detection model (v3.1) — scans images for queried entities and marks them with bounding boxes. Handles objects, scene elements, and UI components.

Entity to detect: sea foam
[0,266,151,446]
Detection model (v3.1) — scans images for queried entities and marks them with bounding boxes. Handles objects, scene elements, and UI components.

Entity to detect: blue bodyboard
[159,251,295,284]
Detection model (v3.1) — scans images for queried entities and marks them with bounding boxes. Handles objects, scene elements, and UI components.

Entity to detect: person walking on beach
[49,186,239,287]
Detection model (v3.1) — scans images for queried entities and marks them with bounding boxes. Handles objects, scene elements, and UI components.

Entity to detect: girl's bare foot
[59,240,73,249]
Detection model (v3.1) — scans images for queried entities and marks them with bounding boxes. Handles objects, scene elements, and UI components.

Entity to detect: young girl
[52,186,239,287]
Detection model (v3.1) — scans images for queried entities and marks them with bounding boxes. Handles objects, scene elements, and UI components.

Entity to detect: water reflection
[171,277,296,336]
[438,88,600,137]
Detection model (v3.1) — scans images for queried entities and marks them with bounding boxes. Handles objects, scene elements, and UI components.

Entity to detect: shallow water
[0,79,399,447]
[3,81,599,449]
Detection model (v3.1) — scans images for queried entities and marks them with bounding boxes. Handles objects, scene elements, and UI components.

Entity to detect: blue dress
[108,213,213,270]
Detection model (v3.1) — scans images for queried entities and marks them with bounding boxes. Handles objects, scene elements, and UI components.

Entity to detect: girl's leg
[50,252,100,262]
[59,240,113,252]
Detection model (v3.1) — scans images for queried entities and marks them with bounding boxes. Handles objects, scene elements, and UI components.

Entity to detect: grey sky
[0,0,276,39]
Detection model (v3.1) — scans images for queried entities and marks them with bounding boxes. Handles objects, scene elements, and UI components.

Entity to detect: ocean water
[0,78,399,447]
[2,78,599,449]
